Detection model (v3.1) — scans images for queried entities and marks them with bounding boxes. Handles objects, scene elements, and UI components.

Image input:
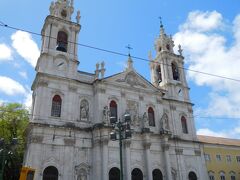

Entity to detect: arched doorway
[188,171,197,180]
[131,168,143,180]
[152,169,163,180]
[109,167,120,180]
[43,166,58,180]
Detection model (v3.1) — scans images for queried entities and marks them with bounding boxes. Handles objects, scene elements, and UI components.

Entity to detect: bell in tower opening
[56,31,68,52]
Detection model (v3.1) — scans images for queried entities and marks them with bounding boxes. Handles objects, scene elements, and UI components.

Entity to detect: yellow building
[198,135,240,180]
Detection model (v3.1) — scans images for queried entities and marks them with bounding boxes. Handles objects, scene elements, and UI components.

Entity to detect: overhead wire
[0,21,240,83]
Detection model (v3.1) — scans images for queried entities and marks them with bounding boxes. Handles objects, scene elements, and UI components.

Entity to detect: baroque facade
[23,0,208,179]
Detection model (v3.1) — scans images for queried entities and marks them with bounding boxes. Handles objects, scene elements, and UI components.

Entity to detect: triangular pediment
[102,70,162,92]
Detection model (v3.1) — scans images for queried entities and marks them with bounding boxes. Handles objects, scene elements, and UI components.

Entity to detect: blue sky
[1,0,240,138]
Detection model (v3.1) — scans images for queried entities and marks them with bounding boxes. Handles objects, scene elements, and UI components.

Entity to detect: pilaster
[143,141,152,180]
[101,138,109,180]
[161,135,172,180]
[124,140,131,180]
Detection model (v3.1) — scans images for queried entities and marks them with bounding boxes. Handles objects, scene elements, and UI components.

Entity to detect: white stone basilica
[23,0,208,179]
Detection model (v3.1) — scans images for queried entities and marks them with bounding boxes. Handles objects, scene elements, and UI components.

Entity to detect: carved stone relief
[127,100,139,127]
[75,163,90,180]
[116,72,147,88]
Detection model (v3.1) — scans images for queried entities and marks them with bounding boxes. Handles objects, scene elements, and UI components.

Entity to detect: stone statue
[49,2,55,15]
[75,163,90,180]
[160,113,169,130]
[143,112,149,128]
[80,100,89,120]
[78,174,87,180]
[102,106,109,124]
[77,171,87,180]
[76,10,81,24]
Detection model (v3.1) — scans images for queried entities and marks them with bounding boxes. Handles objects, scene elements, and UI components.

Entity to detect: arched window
[172,62,180,81]
[109,167,120,180]
[56,31,68,52]
[152,169,163,180]
[51,95,62,117]
[43,166,58,180]
[156,65,162,83]
[208,171,215,180]
[148,107,155,127]
[181,116,188,134]
[230,171,236,180]
[220,171,225,180]
[131,168,143,180]
[188,171,197,180]
[110,100,118,120]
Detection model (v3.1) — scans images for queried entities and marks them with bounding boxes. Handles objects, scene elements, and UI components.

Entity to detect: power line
[1,21,240,83]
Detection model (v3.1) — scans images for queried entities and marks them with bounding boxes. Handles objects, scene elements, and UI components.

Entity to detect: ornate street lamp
[109,113,132,180]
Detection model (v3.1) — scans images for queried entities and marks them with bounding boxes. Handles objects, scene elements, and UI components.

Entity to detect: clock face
[54,58,66,71]
[176,87,183,97]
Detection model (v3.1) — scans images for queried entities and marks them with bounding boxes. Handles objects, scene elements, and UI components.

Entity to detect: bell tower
[36,0,81,78]
[150,24,190,102]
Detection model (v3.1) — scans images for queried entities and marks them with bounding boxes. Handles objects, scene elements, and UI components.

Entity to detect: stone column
[161,136,172,180]
[93,139,101,179]
[124,140,131,180]
[175,148,184,180]
[102,138,109,180]
[143,141,152,180]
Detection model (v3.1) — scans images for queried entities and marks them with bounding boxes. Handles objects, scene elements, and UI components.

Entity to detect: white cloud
[0,76,26,95]
[181,11,223,32]
[11,31,40,67]
[0,43,12,61]
[197,128,229,138]
[23,92,32,110]
[233,15,240,43]
[174,11,240,118]
[19,71,28,79]
[197,126,240,139]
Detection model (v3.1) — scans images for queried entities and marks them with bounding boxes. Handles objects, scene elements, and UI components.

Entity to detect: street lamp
[110,113,132,180]
[0,138,18,180]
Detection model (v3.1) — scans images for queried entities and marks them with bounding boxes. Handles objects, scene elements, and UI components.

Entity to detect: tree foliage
[0,103,29,180]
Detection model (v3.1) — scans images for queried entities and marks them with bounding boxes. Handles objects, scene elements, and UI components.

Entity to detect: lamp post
[109,113,132,180]
[0,138,18,180]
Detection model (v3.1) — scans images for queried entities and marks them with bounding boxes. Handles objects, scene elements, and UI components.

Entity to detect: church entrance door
[131,168,143,180]
[43,166,58,180]
[109,167,120,180]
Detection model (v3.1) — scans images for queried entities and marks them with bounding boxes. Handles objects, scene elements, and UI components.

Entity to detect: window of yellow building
[208,171,215,180]
[226,155,231,163]
[216,154,222,161]
[220,171,225,180]
[230,171,236,180]
[204,153,211,162]
[236,156,240,163]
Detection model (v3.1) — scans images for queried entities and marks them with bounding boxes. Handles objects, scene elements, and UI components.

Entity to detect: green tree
[0,103,29,180]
